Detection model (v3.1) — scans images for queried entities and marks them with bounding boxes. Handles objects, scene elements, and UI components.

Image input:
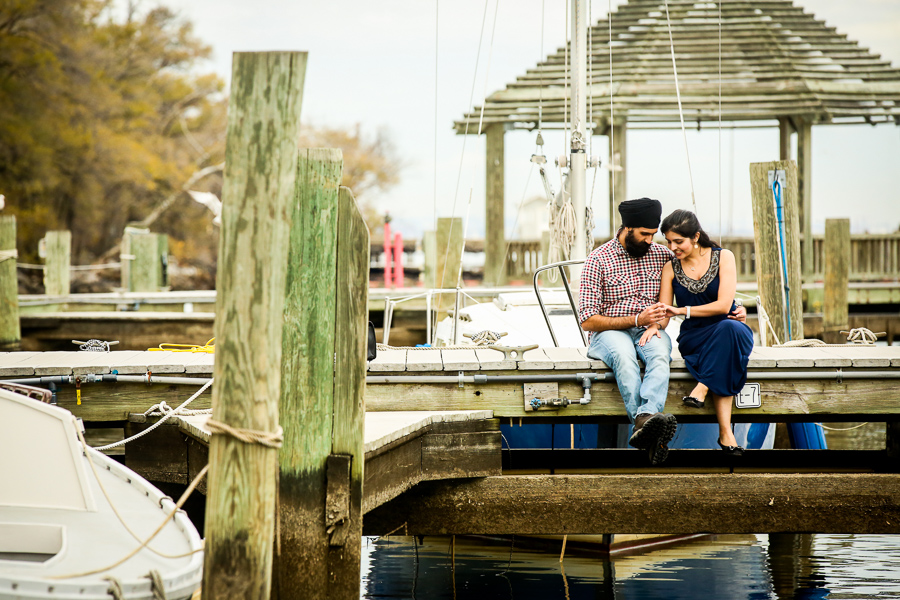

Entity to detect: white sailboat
[0,385,203,600]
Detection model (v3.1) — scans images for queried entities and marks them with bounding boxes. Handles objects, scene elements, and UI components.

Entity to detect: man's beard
[624,229,651,258]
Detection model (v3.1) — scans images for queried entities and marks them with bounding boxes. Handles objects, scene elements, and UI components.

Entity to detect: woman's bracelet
[686,306,691,319]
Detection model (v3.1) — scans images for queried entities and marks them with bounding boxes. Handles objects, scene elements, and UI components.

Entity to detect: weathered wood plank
[576,347,608,370]
[366,378,900,420]
[405,348,443,372]
[328,185,369,593]
[543,347,591,370]
[276,147,342,595]
[441,348,481,371]
[203,50,306,600]
[362,473,900,535]
[367,349,407,372]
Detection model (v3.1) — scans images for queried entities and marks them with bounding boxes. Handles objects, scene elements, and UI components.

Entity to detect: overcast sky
[158,0,900,238]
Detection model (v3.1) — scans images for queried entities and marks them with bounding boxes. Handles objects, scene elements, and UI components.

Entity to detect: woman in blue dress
[657,210,754,455]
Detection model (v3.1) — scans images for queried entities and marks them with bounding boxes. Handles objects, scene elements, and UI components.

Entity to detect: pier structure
[3,343,900,539]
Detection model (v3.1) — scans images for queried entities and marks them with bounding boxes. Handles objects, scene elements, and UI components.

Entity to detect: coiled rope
[205,419,284,449]
[776,328,884,348]
[92,379,213,451]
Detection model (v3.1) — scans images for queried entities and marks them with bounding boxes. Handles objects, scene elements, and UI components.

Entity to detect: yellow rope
[149,338,215,353]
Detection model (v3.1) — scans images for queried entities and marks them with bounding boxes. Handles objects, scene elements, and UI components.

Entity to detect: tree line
[0,0,397,290]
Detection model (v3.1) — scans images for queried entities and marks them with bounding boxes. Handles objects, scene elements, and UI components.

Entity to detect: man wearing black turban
[577,198,677,464]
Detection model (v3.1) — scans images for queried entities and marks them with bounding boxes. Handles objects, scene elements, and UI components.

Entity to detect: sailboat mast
[570,0,589,267]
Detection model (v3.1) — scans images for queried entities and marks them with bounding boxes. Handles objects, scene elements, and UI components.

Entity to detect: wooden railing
[504,234,900,283]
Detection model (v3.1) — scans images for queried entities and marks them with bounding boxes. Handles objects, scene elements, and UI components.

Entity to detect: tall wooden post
[796,118,813,281]
[608,120,627,237]
[484,123,506,286]
[749,160,804,343]
[0,216,20,350]
[275,150,368,597]
[422,230,436,288]
[435,217,463,290]
[43,231,71,296]
[130,233,164,292]
[202,51,306,600]
[823,218,850,344]
[778,117,793,161]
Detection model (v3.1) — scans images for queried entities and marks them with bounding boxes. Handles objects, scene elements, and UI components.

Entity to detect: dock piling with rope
[824,219,851,344]
[201,50,307,600]
[0,215,20,351]
[750,160,804,344]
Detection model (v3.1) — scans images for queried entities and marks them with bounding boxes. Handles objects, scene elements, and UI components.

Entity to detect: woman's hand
[639,323,662,346]
[663,304,684,318]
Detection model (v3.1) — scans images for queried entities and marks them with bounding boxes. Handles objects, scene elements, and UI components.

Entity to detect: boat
[0,384,203,600]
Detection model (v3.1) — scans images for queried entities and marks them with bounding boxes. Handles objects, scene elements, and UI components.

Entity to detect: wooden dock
[4,344,900,536]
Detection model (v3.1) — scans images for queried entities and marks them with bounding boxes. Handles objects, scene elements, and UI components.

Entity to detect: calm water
[361,425,897,599]
[360,534,900,599]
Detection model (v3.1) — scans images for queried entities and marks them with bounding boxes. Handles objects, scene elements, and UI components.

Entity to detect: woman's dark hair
[660,209,719,248]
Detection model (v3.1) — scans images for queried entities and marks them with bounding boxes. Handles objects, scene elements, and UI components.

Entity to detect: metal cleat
[489,344,539,361]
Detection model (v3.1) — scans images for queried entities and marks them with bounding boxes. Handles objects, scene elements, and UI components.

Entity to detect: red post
[393,232,404,288]
[383,214,392,287]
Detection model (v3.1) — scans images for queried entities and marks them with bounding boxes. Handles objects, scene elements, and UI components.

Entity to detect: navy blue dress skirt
[673,248,754,398]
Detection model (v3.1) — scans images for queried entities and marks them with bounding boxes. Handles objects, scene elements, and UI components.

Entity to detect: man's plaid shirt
[578,237,674,341]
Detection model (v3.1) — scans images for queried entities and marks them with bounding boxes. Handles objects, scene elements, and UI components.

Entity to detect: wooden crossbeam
[362,473,900,535]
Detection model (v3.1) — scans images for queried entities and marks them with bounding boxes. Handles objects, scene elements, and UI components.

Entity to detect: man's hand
[728,305,747,322]
[638,302,667,327]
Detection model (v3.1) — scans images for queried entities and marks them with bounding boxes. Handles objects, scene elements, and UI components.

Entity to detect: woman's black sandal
[682,396,705,409]
[717,439,744,456]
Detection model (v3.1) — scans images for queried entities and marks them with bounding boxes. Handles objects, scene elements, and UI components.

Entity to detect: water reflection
[361,534,900,599]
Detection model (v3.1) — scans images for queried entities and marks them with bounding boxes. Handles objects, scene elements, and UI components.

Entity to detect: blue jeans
[587,328,672,423]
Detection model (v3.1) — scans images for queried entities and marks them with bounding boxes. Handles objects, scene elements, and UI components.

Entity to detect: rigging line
[662,0,697,214]
[456,189,475,289]
[539,0,545,132]
[609,0,614,216]
[588,0,593,158]
[439,0,491,294]
[718,0,723,239]
[564,0,569,152]
[434,0,440,234]
[475,0,502,137]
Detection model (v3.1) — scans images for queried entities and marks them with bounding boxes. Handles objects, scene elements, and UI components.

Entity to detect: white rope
[206,419,283,449]
[0,249,18,263]
[662,0,697,214]
[819,423,870,432]
[92,379,213,451]
[775,327,883,347]
[433,0,440,235]
[143,400,211,417]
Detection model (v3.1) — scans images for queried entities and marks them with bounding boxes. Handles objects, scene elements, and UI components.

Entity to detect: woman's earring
[694,243,698,248]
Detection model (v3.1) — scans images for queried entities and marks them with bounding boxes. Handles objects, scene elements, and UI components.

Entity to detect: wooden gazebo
[457,0,900,285]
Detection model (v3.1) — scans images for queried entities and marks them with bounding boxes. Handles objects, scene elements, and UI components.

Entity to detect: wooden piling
[749,160,804,343]
[201,51,307,600]
[796,118,813,281]
[275,150,368,597]
[484,123,506,287]
[435,217,463,290]
[422,230,436,289]
[823,218,850,344]
[0,216,20,350]
[608,120,627,236]
[43,231,71,296]
[130,233,166,292]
